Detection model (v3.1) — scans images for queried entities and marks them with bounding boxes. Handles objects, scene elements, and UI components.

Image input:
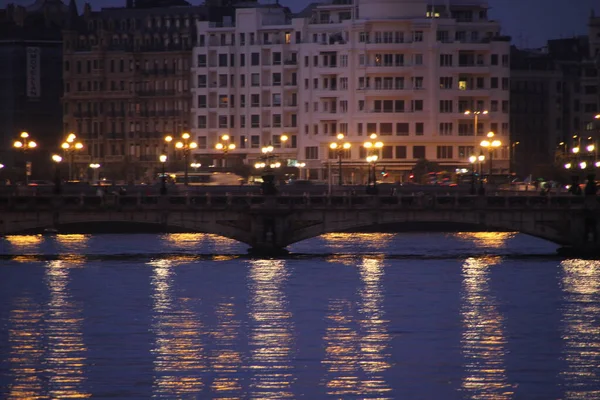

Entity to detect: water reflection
[460,256,513,399]
[209,301,243,398]
[162,233,241,251]
[4,235,43,254]
[44,260,90,399]
[322,233,395,252]
[322,256,392,398]
[6,297,44,399]
[323,299,360,396]
[560,259,600,399]
[248,259,294,399]
[356,257,392,397]
[456,232,516,249]
[149,259,206,397]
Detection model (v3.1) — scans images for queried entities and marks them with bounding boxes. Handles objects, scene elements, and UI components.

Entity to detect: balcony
[135,89,176,96]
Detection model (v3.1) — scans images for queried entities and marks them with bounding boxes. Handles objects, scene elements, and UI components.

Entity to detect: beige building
[191,0,511,182]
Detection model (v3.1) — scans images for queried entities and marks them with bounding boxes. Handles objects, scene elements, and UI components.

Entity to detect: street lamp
[52,154,62,194]
[215,134,235,169]
[61,133,84,181]
[191,162,201,172]
[364,133,383,194]
[13,131,37,185]
[464,110,488,136]
[173,132,197,186]
[480,131,502,176]
[510,141,520,175]
[255,145,279,195]
[469,155,477,194]
[329,133,351,186]
[159,154,168,195]
[89,163,101,184]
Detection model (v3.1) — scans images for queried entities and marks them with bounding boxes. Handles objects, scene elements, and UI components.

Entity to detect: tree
[412,158,441,183]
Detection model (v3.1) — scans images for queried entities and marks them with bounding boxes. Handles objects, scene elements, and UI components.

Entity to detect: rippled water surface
[1,232,599,399]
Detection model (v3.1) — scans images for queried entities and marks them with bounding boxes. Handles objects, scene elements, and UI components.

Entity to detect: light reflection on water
[0,231,597,398]
[560,259,600,399]
[322,256,392,399]
[44,260,90,399]
[149,259,206,397]
[248,259,294,399]
[460,254,514,399]
[7,296,44,399]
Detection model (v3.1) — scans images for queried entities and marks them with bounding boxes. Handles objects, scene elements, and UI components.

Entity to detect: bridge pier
[558,197,600,257]
[247,197,290,256]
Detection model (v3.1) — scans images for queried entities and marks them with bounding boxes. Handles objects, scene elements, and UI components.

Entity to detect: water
[0,232,599,399]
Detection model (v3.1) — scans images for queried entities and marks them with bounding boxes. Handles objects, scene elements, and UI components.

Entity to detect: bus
[166,171,244,186]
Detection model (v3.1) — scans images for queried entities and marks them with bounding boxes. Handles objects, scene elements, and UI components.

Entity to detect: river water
[0,232,599,399]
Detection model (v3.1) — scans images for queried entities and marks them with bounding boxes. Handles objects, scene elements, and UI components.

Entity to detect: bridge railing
[0,193,596,212]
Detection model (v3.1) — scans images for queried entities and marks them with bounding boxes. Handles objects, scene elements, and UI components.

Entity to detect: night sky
[9,0,600,48]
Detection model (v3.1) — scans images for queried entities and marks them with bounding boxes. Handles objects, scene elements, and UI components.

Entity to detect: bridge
[0,193,599,256]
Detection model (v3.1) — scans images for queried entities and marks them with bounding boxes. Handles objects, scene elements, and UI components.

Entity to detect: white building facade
[190,0,511,182]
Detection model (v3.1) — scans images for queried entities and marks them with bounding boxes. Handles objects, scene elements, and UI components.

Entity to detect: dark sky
[9,0,600,48]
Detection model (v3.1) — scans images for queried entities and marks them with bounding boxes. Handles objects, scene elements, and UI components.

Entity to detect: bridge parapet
[0,194,596,212]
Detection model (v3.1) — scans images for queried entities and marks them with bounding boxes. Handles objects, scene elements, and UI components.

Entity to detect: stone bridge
[0,193,599,255]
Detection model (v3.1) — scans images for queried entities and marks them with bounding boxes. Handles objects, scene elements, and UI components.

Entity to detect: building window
[439,122,453,136]
[382,145,393,159]
[458,146,474,159]
[305,146,319,159]
[395,146,407,159]
[437,146,453,159]
[413,145,425,159]
[251,115,260,128]
[380,123,393,135]
[396,123,409,136]
[412,100,423,111]
[197,95,206,108]
[439,100,453,113]
[251,53,260,66]
[415,122,424,136]
[197,115,207,129]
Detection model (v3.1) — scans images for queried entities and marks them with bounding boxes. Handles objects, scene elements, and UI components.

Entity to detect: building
[509,47,562,177]
[0,0,67,182]
[509,10,600,179]
[190,0,511,183]
[61,0,243,182]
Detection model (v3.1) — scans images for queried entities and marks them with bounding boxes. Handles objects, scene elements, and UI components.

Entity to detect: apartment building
[0,1,67,181]
[61,0,241,182]
[191,0,511,182]
[509,10,600,178]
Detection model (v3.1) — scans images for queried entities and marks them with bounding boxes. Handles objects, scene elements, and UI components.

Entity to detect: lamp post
[13,131,37,185]
[510,141,520,175]
[173,132,197,186]
[159,154,168,195]
[329,133,351,186]
[363,133,383,194]
[191,162,201,172]
[297,162,306,180]
[61,133,84,181]
[469,155,477,194]
[89,163,101,184]
[464,109,488,136]
[255,145,279,195]
[52,154,62,195]
[215,134,235,169]
[480,131,502,177]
